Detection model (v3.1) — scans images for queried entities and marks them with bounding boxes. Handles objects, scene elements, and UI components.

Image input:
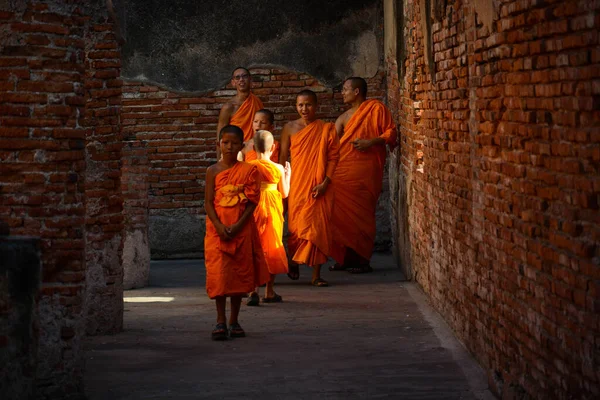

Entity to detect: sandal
[262,293,283,303]
[287,263,300,280]
[211,323,228,341]
[347,265,373,274]
[246,292,260,306]
[229,322,246,338]
[310,277,329,287]
[328,263,347,272]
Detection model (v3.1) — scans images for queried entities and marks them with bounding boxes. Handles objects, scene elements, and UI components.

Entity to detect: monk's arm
[227,201,258,237]
[278,124,292,166]
[334,114,345,138]
[325,130,340,181]
[204,166,230,239]
[216,104,234,159]
[312,129,339,197]
[352,137,386,151]
[277,162,290,198]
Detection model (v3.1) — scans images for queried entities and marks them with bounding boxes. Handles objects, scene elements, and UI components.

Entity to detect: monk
[204,124,269,340]
[216,67,264,160]
[239,109,280,163]
[329,77,397,273]
[279,89,340,287]
[246,130,291,306]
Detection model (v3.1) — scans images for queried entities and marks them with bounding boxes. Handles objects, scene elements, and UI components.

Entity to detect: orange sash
[229,93,264,142]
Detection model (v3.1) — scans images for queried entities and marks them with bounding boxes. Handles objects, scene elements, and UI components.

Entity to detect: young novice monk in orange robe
[204,125,269,340]
[279,90,340,287]
[240,109,280,163]
[246,129,291,306]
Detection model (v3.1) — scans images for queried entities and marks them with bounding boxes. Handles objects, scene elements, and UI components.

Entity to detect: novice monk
[279,90,340,287]
[240,109,280,163]
[216,67,264,159]
[204,125,269,340]
[329,77,397,273]
[246,130,291,306]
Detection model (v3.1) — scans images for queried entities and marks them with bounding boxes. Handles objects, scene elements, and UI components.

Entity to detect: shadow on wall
[117,0,382,92]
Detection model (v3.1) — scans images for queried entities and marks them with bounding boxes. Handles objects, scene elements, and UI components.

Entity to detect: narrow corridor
[85,255,493,400]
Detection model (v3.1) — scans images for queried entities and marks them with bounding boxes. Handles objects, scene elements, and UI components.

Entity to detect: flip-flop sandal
[229,322,246,338]
[348,265,373,274]
[211,323,228,341]
[262,293,283,303]
[246,292,260,306]
[329,263,347,272]
[311,278,329,287]
[287,263,300,281]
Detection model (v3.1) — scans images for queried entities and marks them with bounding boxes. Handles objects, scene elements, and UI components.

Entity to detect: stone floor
[84,254,496,400]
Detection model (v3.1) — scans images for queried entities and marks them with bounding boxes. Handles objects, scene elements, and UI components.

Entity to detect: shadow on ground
[85,253,495,400]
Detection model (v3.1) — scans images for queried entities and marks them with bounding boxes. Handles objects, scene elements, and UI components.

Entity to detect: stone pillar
[121,140,150,289]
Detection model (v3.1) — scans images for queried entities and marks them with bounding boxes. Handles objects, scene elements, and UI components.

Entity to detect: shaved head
[346,77,367,97]
[296,89,318,104]
[220,124,244,142]
[256,109,274,124]
[253,130,274,153]
[231,66,250,77]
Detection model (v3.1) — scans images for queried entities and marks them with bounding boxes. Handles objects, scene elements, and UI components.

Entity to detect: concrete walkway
[84,254,495,400]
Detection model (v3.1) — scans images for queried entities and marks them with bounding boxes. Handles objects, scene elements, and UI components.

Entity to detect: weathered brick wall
[388,0,599,398]
[82,9,123,336]
[122,68,390,258]
[0,0,122,397]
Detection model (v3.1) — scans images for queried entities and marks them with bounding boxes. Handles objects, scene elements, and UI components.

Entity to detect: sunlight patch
[124,296,175,303]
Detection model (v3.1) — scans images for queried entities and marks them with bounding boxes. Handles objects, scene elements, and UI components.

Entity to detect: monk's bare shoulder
[207,161,228,176]
[273,161,285,175]
[219,102,235,116]
[283,119,305,136]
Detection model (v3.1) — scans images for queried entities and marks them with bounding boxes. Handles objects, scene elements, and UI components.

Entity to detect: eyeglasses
[233,73,250,81]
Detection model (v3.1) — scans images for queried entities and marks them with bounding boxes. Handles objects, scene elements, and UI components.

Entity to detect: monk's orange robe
[204,162,270,299]
[288,120,339,266]
[330,99,397,264]
[229,93,264,142]
[249,159,288,275]
[245,140,280,163]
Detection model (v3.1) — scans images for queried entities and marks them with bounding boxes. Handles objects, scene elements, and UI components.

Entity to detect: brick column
[82,10,124,335]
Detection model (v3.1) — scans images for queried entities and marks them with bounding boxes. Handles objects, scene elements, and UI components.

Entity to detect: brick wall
[0,1,122,397]
[388,0,599,398]
[82,8,123,336]
[123,68,390,258]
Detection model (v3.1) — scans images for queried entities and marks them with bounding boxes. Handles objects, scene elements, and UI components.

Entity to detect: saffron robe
[330,99,397,264]
[249,159,288,275]
[287,120,339,266]
[229,93,264,142]
[204,162,269,298]
[245,140,280,163]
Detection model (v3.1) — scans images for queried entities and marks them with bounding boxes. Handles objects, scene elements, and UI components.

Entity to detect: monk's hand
[225,223,241,237]
[216,223,232,241]
[352,139,372,152]
[284,161,291,179]
[311,180,328,198]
